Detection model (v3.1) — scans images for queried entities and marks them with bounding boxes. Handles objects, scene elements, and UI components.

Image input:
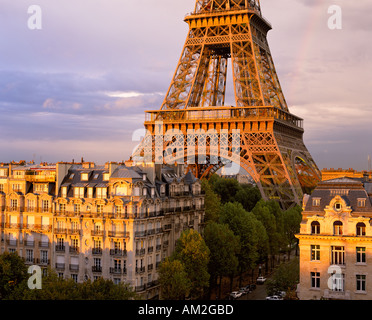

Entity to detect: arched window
[333,221,343,235]
[356,222,366,236]
[311,221,320,235]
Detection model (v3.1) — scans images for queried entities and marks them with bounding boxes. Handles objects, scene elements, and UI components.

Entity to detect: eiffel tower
[132,0,321,209]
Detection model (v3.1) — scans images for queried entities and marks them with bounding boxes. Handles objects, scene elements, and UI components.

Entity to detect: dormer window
[69,173,75,179]
[61,187,67,198]
[358,199,366,208]
[312,198,320,207]
[74,187,84,198]
[81,173,89,181]
[103,173,109,181]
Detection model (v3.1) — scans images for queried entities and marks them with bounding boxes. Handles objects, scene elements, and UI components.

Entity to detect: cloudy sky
[0,0,371,170]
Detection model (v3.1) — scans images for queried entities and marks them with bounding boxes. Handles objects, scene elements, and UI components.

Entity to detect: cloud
[0,0,371,171]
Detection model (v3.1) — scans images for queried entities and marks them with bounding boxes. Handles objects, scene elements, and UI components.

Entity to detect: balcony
[108,231,129,238]
[110,249,127,257]
[148,264,154,271]
[147,229,155,236]
[148,246,154,254]
[136,248,146,256]
[135,231,147,238]
[6,239,17,246]
[163,224,172,231]
[92,266,102,273]
[135,285,146,292]
[4,223,21,229]
[55,245,66,252]
[110,267,126,275]
[69,229,81,236]
[92,248,102,255]
[91,230,104,237]
[55,263,65,270]
[69,264,79,272]
[39,259,50,265]
[25,241,35,248]
[156,245,162,251]
[69,246,79,254]
[25,258,36,264]
[55,228,67,235]
[135,267,146,274]
[39,241,50,248]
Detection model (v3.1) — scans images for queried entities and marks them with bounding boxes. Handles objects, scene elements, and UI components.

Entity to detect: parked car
[256,276,266,284]
[249,284,257,290]
[239,287,249,295]
[230,291,243,299]
[242,285,251,293]
[266,295,283,300]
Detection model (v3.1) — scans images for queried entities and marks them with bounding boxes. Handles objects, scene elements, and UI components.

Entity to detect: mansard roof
[303,177,372,214]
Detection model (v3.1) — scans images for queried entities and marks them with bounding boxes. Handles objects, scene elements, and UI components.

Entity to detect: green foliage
[219,202,263,272]
[235,183,262,212]
[173,229,210,299]
[252,200,285,257]
[201,179,221,224]
[0,255,138,300]
[207,174,261,211]
[158,259,191,300]
[266,257,300,298]
[283,205,302,253]
[203,222,240,280]
[0,252,28,300]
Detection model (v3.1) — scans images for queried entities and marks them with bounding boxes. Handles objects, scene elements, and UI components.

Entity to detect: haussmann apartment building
[0,160,205,299]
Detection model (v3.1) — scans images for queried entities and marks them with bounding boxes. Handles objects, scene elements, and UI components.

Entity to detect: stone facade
[297,178,372,300]
[0,161,205,299]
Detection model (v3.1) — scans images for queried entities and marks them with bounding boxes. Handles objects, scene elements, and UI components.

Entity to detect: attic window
[334,202,342,212]
[103,173,109,181]
[93,173,99,179]
[358,199,366,208]
[81,173,89,181]
[312,198,320,207]
[69,173,75,179]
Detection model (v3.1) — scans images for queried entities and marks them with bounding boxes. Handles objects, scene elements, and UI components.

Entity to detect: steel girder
[131,2,320,209]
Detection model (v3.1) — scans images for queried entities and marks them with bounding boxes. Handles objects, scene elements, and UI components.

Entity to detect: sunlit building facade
[0,161,205,299]
[297,178,372,300]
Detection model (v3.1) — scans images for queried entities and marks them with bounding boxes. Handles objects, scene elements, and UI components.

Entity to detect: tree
[201,179,221,223]
[283,206,302,260]
[203,222,240,297]
[266,257,299,299]
[0,252,28,300]
[24,269,138,300]
[208,175,241,204]
[235,183,261,212]
[158,259,191,300]
[173,229,210,299]
[252,200,283,271]
[0,254,138,300]
[219,202,262,287]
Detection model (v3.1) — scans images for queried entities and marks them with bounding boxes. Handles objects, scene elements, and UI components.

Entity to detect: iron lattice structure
[132,0,321,209]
